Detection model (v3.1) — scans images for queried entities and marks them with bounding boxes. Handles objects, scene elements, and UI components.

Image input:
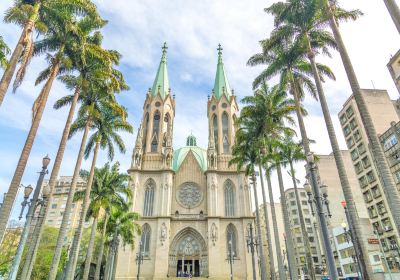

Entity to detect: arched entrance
[168,227,208,277]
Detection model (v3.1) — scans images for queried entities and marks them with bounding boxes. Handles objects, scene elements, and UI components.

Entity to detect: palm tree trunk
[94,214,109,280]
[83,217,98,280]
[258,165,275,280]
[111,241,120,280]
[275,163,298,280]
[20,86,81,280]
[264,164,285,280]
[251,172,268,280]
[48,119,91,280]
[383,0,400,33]
[0,2,41,106]
[0,60,60,242]
[325,0,400,237]
[305,34,373,279]
[291,79,338,280]
[104,245,113,280]
[289,160,315,280]
[65,140,100,279]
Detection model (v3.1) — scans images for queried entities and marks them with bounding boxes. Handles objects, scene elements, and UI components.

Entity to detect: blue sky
[0,0,399,220]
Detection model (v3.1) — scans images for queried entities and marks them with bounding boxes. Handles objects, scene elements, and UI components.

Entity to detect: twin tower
[131,43,239,171]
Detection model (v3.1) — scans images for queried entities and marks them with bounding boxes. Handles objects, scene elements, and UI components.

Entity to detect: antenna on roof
[371,80,376,90]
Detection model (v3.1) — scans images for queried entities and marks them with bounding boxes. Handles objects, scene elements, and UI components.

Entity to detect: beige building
[387,49,400,94]
[284,188,323,277]
[43,176,88,232]
[338,89,400,272]
[115,45,255,279]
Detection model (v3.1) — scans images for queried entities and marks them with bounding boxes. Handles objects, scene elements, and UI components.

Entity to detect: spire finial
[161,42,168,62]
[217,44,223,62]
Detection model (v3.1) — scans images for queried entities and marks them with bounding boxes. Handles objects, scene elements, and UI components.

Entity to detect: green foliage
[0,227,22,277]
[0,36,10,70]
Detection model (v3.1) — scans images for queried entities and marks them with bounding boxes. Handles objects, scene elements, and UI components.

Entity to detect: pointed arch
[143,113,149,151]
[222,112,230,153]
[224,180,235,217]
[141,223,151,256]
[226,223,237,256]
[151,111,161,152]
[212,114,218,153]
[143,179,155,216]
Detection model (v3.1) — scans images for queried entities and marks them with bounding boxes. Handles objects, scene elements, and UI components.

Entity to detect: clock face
[177,182,203,208]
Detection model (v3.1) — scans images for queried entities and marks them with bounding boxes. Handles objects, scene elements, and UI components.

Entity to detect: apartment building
[387,49,400,95]
[338,88,400,272]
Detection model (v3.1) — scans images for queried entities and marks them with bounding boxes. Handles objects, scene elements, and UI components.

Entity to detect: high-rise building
[338,89,400,272]
[387,50,400,95]
[115,44,255,279]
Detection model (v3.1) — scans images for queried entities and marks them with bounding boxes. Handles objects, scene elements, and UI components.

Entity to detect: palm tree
[47,85,126,280]
[280,136,315,279]
[230,127,268,280]
[383,0,400,33]
[19,29,120,280]
[0,0,97,104]
[102,206,140,280]
[248,35,338,279]
[240,82,297,280]
[0,36,10,70]
[0,7,101,244]
[64,105,133,279]
[323,0,400,236]
[74,162,132,280]
[265,1,373,278]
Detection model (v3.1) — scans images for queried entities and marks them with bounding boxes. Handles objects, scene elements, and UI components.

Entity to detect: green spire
[151,42,170,99]
[213,44,232,100]
[186,133,197,146]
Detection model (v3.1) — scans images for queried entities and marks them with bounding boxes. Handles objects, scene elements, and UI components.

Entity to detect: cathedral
[115,43,255,279]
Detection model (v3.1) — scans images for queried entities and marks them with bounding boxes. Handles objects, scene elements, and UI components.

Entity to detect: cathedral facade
[115,44,255,279]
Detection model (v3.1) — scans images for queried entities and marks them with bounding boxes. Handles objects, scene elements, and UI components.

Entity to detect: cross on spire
[162,42,168,55]
[217,44,223,55]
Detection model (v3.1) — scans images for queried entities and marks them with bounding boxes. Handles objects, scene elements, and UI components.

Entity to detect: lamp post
[246,223,258,280]
[228,239,235,280]
[303,153,338,280]
[341,201,364,280]
[136,241,144,280]
[8,155,50,280]
[340,221,362,279]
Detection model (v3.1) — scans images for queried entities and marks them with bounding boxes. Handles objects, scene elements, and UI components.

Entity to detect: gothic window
[151,111,161,152]
[162,113,170,147]
[143,180,155,216]
[212,114,218,152]
[222,112,229,153]
[224,180,235,217]
[142,113,149,150]
[226,224,237,257]
[141,223,151,256]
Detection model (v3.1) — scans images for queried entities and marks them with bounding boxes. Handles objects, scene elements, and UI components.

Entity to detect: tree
[64,105,133,279]
[0,226,22,277]
[0,36,11,70]
[0,0,97,104]
[383,0,400,33]
[102,206,140,280]
[230,127,268,280]
[323,0,400,238]
[240,82,297,280]
[75,162,131,280]
[264,1,373,278]
[0,5,101,244]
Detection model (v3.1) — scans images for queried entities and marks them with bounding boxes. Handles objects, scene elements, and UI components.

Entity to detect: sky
[0,0,399,220]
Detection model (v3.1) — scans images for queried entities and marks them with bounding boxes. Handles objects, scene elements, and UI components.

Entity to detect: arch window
[142,113,149,150]
[143,180,155,216]
[224,180,235,217]
[151,111,161,152]
[162,113,170,147]
[141,224,151,256]
[222,112,229,153]
[212,115,218,152]
[226,224,237,257]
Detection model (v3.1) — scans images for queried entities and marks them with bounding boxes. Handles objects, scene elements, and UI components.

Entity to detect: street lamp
[136,241,144,280]
[340,221,362,279]
[8,155,50,280]
[246,223,258,280]
[228,239,235,280]
[304,152,337,280]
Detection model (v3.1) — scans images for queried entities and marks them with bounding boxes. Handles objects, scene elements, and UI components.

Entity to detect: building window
[302,201,308,206]
[354,162,363,174]
[293,218,299,225]
[371,186,381,198]
[384,134,398,151]
[361,156,370,168]
[227,224,237,256]
[51,204,57,209]
[358,143,366,155]
[309,236,315,243]
[368,206,378,218]
[143,180,155,216]
[305,218,311,224]
[349,118,357,130]
[358,176,368,188]
[366,171,376,183]
[151,111,161,152]
[351,149,359,160]
[346,107,354,117]
[363,191,373,203]
[297,237,302,243]
[347,137,355,148]
[212,115,218,153]
[291,209,297,215]
[290,201,296,206]
[353,130,361,142]
[340,114,347,125]
[143,113,149,150]
[300,192,306,198]
[382,218,393,231]
[224,180,235,217]
[377,201,387,215]
[343,125,351,136]
[395,170,400,183]
[141,224,151,257]
[222,112,230,154]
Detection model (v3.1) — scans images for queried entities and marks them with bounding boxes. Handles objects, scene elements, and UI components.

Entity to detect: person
[178,270,181,277]
[188,273,192,279]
